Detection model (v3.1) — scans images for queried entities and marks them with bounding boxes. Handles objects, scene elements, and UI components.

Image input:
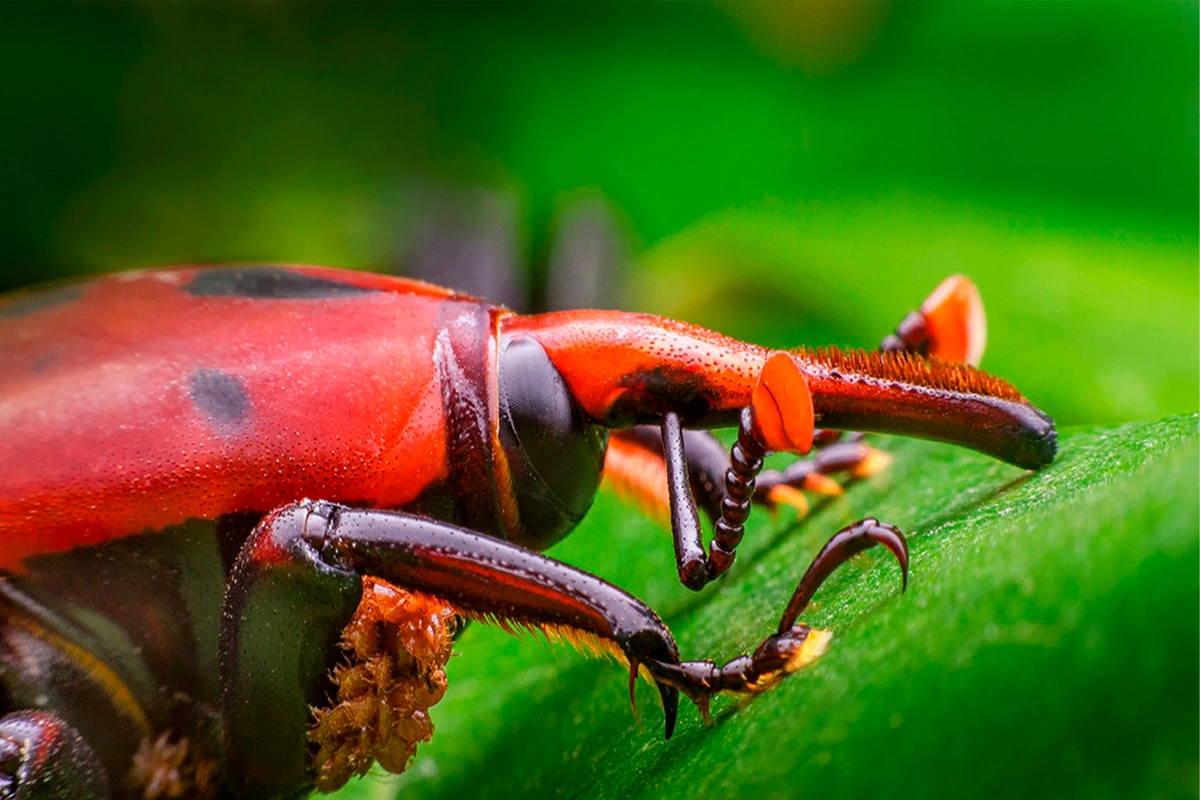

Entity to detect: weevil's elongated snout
[794,347,1057,469]
[501,310,1055,470]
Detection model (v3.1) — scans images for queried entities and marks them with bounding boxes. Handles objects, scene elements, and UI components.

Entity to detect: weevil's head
[497,333,609,550]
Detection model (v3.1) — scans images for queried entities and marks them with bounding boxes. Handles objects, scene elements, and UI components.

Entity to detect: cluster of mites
[793,345,1024,402]
[309,578,459,792]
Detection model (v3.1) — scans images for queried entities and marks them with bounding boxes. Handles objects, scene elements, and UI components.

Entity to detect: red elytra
[1,267,463,569]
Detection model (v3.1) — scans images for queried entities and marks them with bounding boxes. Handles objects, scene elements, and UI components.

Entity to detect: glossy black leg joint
[708,408,766,579]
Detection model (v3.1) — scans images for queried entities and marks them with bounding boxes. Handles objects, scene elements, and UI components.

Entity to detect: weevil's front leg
[0,711,109,800]
[221,500,684,794]
[645,518,907,719]
[225,501,908,771]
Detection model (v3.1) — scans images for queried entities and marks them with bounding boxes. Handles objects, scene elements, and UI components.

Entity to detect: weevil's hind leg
[0,711,110,800]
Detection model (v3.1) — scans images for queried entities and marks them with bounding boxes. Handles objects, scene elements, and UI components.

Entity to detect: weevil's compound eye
[498,334,608,549]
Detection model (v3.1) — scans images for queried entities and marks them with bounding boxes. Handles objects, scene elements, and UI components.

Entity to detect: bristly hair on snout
[792,346,1025,402]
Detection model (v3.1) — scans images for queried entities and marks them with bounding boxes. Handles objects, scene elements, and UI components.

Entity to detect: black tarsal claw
[658,683,679,740]
[628,659,642,731]
[777,518,909,634]
[695,696,712,726]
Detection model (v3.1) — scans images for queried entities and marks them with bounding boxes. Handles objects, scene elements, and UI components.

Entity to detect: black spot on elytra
[190,369,250,423]
[0,284,84,319]
[29,355,56,374]
[182,266,380,300]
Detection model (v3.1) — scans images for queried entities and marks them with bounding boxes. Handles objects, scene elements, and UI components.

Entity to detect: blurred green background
[1,3,1196,799]
[1,2,1196,425]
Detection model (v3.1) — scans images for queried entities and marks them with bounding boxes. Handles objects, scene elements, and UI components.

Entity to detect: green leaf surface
[326,414,1198,800]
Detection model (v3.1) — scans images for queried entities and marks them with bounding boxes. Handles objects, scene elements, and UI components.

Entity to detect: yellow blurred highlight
[721,1,892,77]
[852,447,893,478]
[767,484,811,517]
[802,472,844,496]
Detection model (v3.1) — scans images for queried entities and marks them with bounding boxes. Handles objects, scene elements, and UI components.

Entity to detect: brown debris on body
[309,578,458,793]
[127,731,217,800]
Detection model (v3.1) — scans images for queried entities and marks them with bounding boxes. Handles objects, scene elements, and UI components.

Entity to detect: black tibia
[661,412,706,590]
[244,501,907,742]
[658,408,767,589]
[0,711,109,800]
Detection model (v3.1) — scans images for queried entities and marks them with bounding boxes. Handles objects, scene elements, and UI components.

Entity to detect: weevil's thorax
[497,333,608,551]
